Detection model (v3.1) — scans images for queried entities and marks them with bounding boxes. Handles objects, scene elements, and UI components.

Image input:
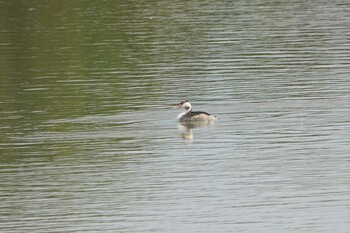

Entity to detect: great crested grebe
[174,100,217,122]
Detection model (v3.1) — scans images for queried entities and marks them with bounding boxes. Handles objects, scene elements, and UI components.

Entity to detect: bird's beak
[173,104,181,109]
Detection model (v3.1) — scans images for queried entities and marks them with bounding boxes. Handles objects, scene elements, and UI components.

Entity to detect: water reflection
[178,121,215,143]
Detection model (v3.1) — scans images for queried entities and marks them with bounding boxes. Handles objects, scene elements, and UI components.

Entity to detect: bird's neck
[185,106,192,114]
[177,106,192,120]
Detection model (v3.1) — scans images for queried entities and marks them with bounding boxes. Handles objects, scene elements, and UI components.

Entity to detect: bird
[173,100,217,122]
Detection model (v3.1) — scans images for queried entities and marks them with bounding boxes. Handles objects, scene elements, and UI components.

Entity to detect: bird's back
[180,111,216,122]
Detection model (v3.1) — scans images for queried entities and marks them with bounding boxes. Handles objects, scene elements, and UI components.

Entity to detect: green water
[0,1,349,232]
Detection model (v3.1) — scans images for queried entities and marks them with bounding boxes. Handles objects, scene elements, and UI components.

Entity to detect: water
[0,1,349,232]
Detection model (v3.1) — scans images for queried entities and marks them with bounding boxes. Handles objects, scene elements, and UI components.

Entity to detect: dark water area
[0,1,349,232]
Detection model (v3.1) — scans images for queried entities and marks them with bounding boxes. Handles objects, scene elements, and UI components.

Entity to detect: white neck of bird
[177,104,192,119]
[182,102,192,113]
[185,105,192,113]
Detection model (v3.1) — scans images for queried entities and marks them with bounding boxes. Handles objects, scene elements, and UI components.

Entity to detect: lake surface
[0,1,349,232]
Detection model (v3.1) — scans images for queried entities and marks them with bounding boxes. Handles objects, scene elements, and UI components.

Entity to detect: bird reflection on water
[178,120,214,143]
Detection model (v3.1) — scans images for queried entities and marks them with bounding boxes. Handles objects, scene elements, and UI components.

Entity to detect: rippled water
[0,1,349,232]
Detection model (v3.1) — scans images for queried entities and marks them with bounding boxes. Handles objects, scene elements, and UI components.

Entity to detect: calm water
[0,1,349,232]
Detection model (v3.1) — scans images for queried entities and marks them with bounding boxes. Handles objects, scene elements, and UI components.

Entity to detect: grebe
[174,100,217,122]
